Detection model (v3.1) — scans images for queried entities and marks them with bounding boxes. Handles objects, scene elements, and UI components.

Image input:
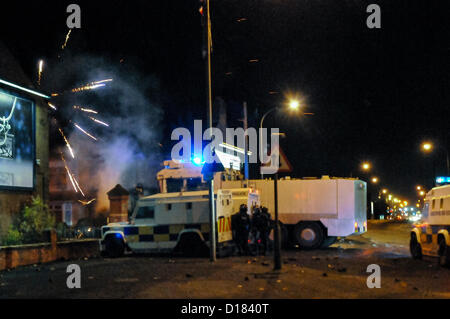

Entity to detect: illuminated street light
[361,162,371,171]
[419,190,425,196]
[382,189,387,194]
[371,177,378,184]
[416,186,421,190]
[421,142,433,153]
[289,99,300,111]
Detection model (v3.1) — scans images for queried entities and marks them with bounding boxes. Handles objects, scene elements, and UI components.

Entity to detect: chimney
[107,184,130,223]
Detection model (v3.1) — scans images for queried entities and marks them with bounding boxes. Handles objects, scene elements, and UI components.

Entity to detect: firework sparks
[89,116,109,127]
[61,152,78,193]
[61,29,72,50]
[58,128,75,158]
[72,174,85,197]
[48,103,57,110]
[66,169,78,193]
[71,79,112,93]
[93,79,113,84]
[78,198,96,206]
[37,60,44,86]
[60,151,85,197]
[71,83,105,93]
[73,105,98,114]
[74,123,98,141]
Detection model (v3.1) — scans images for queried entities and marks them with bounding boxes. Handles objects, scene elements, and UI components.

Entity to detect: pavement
[0,220,449,299]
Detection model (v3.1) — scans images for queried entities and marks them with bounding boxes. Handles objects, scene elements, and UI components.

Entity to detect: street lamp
[289,99,300,111]
[259,98,304,171]
[420,140,450,177]
[259,97,304,271]
[422,142,433,153]
[361,162,371,171]
[371,177,378,184]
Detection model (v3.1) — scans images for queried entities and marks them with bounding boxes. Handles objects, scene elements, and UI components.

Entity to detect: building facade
[0,42,49,236]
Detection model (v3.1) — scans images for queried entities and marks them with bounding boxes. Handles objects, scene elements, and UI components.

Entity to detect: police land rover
[100,188,260,257]
[410,183,450,266]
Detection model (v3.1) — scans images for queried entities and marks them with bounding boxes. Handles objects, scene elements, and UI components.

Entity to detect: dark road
[1,221,449,298]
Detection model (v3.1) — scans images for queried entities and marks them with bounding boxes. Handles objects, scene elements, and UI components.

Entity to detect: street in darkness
[1,221,448,299]
[0,0,449,307]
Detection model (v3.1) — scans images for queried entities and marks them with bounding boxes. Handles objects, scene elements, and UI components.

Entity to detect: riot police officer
[252,206,272,255]
[232,204,251,255]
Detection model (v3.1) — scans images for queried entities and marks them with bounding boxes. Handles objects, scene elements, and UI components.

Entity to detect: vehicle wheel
[293,222,324,250]
[177,233,208,257]
[438,237,450,267]
[321,236,337,248]
[409,233,422,260]
[105,236,125,258]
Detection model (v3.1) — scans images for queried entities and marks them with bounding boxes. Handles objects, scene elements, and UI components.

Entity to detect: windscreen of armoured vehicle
[134,205,155,221]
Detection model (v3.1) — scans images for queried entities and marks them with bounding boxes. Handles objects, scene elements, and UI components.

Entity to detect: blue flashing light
[192,156,204,166]
[436,176,450,184]
[114,233,122,239]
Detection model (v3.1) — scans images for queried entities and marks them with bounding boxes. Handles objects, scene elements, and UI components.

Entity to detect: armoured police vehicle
[410,184,450,266]
[100,188,259,257]
[220,177,367,249]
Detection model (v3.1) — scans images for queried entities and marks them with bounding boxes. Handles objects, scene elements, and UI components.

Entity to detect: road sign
[260,146,293,174]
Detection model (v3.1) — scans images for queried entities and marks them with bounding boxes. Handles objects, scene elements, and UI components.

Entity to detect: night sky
[1,0,449,201]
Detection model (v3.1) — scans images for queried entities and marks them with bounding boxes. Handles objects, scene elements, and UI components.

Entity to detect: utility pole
[273,172,281,270]
[243,101,249,180]
[202,0,216,262]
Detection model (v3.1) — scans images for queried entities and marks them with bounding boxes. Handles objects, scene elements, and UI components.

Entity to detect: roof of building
[107,184,130,197]
[0,41,33,88]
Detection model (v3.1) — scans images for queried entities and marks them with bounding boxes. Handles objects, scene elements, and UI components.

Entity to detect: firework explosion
[61,29,72,50]
[73,105,98,114]
[58,128,75,158]
[37,60,44,86]
[39,30,115,206]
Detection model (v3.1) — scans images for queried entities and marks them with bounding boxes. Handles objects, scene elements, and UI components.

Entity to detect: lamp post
[202,0,216,262]
[421,141,436,189]
[258,98,303,270]
[259,99,301,179]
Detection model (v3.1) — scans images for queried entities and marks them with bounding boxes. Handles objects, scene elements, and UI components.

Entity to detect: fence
[0,230,99,271]
[57,225,102,241]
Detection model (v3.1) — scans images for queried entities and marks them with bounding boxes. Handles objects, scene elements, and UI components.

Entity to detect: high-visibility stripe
[104,223,212,243]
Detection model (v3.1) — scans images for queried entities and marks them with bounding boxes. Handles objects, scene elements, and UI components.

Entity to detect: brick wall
[0,231,99,271]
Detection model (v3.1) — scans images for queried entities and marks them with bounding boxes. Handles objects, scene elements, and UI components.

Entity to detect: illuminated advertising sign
[0,89,35,189]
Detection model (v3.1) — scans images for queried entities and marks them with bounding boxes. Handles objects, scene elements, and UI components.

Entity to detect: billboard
[0,89,35,189]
